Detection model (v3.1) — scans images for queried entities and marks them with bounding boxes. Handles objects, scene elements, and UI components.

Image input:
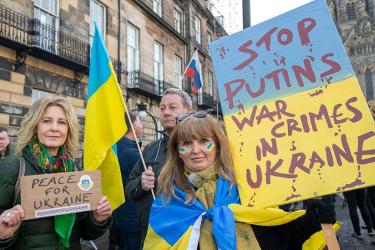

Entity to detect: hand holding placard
[21,171,101,220]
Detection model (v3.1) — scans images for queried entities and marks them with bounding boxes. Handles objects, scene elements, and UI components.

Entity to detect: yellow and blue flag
[84,23,127,210]
[144,177,337,250]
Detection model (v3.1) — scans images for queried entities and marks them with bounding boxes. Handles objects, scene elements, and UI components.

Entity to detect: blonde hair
[16,96,79,157]
[158,114,235,203]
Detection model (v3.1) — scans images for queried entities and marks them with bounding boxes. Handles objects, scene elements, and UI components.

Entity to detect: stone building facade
[0,0,225,161]
[328,0,375,101]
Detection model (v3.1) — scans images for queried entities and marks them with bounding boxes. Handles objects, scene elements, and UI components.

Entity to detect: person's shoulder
[0,156,21,181]
[144,138,164,149]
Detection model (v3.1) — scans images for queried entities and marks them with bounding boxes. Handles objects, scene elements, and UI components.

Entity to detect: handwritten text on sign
[21,170,101,220]
[209,0,375,207]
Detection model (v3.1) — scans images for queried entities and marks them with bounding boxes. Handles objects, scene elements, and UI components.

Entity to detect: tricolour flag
[84,23,127,210]
[184,50,203,94]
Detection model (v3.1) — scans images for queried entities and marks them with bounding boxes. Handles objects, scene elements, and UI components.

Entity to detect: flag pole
[125,108,156,200]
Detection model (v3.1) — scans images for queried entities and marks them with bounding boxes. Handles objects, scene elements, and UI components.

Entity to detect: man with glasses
[125,88,192,247]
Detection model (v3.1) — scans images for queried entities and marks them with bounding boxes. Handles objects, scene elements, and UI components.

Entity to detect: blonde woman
[0,96,112,249]
[144,111,336,250]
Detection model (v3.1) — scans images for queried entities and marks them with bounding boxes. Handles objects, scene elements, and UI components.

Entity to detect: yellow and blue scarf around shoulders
[144,177,336,250]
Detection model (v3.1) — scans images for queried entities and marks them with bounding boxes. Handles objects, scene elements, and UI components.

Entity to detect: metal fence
[0,4,123,79]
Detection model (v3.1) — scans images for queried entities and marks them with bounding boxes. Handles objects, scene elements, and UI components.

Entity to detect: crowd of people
[0,88,374,249]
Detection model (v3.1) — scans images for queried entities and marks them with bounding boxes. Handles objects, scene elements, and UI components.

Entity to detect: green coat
[0,150,112,249]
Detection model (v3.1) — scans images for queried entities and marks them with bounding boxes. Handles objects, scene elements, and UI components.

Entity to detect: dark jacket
[252,213,321,249]
[1,146,14,161]
[125,136,168,236]
[0,150,112,249]
[113,136,140,232]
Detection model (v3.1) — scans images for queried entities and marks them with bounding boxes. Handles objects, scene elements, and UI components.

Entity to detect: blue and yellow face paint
[205,141,215,153]
[178,146,187,155]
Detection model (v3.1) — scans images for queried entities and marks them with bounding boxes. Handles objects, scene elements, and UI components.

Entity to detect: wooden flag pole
[126,110,156,200]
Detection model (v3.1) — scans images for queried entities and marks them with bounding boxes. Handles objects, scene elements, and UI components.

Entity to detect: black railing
[29,18,89,66]
[0,5,30,47]
[198,92,215,108]
[127,70,164,97]
[0,4,123,80]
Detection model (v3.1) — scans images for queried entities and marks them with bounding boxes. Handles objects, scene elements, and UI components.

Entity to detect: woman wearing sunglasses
[143,111,336,250]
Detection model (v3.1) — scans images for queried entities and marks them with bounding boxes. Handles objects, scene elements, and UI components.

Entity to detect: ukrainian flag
[144,177,340,250]
[84,23,127,210]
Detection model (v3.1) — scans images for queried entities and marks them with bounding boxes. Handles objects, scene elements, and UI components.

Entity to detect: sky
[213,0,314,34]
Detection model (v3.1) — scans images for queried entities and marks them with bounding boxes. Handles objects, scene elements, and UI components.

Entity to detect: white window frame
[127,23,140,87]
[198,87,203,104]
[127,23,140,72]
[174,55,182,89]
[197,61,203,103]
[156,118,162,140]
[173,9,181,33]
[34,0,59,52]
[153,0,162,17]
[32,89,56,103]
[154,42,164,89]
[194,16,201,44]
[89,0,106,46]
[34,0,59,23]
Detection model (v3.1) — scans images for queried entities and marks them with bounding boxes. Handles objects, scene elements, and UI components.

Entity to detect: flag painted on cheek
[205,141,215,152]
[178,146,187,155]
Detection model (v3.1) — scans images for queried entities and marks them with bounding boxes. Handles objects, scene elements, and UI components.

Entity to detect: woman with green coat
[0,96,113,249]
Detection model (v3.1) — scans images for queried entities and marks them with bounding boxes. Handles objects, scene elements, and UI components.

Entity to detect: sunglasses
[176,110,209,123]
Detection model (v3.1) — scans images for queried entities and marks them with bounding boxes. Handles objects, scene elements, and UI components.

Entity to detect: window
[173,9,182,33]
[156,118,162,140]
[365,68,374,101]
[153,0,162,17]
[174,55,182,89]
[194,16,201,44]
[198,87,203,104]
[208,71,214,96]
[207,32,212,55]
[127,24,140,87]
[34,0,58,52]
[32,89,56,103]
[197,61,203,103]
[154,42,164,92]
[90,0,106,45]
[349,47,355,56]
[346,2,356,20]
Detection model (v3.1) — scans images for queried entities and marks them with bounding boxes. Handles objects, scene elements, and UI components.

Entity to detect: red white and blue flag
[184,50,203,94]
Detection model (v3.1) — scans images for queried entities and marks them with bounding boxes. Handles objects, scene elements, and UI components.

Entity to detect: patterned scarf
[27,139,76,248]
[186,165,261,250]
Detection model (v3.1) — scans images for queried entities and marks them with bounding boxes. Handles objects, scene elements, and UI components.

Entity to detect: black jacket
[0,150,112,249]
[114,136,140,232]
[125,136,168,235]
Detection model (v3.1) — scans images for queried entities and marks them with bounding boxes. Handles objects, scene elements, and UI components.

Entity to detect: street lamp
[136,101,166,139]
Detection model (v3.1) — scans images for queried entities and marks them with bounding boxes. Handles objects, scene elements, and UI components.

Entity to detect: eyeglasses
[176,110,209,123]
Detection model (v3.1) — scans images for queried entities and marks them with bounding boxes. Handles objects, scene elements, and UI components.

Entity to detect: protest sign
[209,0,375,208]
[21,170,101,220]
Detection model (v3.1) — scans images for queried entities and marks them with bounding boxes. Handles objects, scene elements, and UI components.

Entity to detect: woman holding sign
[0,96,112,249]
[143,111,336,249]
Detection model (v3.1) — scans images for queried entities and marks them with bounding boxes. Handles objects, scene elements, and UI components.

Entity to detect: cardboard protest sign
[209,0,375,208]
[21,170,101,220]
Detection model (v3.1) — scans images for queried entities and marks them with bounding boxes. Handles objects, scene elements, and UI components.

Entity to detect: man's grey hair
[0,127,8,134]
[162,88,192,108]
